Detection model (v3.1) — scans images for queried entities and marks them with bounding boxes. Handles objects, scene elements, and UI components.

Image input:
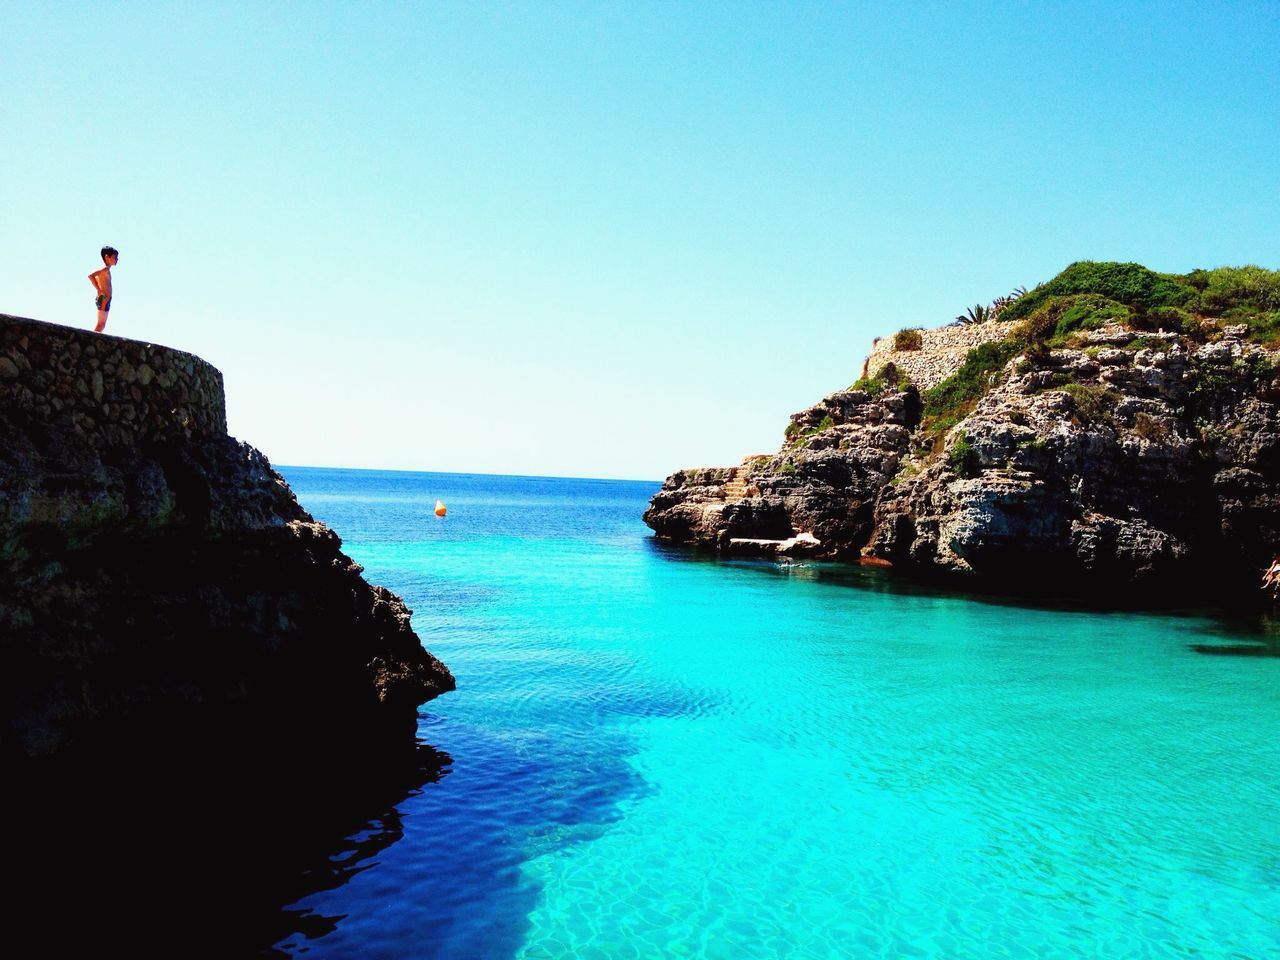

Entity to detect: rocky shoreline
[645,265,1280,600]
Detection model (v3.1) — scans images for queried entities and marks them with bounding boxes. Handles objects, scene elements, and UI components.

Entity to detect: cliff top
[646,259,1280,598]
[859,260,1280,423]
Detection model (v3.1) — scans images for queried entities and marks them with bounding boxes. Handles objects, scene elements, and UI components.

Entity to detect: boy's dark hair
[101,246,118,262]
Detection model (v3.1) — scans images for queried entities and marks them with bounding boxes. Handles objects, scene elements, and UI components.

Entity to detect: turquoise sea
[273,466,1280,959]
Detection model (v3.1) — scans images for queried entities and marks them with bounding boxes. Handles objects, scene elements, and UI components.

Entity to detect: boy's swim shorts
[95,295,111,312]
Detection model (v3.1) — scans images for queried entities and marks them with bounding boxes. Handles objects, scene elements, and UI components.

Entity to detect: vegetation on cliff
[646,259,1280,598]
[849,361,912,397]
[893,327,924,351]
[920,261,1280,437]
[997,261,1280,335]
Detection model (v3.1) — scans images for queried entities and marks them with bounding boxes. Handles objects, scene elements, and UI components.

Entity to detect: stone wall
[0,314,226,447]
[863,320,1018,391]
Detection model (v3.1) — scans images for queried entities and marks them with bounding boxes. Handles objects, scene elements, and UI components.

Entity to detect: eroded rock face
[643,385,920,560]
[1,315,454,761]
[647,324,1280,597]
[867,328,1280,592]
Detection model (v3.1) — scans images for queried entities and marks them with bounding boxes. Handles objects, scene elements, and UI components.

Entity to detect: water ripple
[269,468,1280,959]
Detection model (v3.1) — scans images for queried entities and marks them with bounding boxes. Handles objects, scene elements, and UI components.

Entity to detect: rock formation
[645,384,919,560]
[867,325,1280,593]
[646,282,1280,599]
[0,314,454,763]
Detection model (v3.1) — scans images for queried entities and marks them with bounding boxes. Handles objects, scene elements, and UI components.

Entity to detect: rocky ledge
[646,263,1280,600]
[1,314,454,763]
[645,385,920,562]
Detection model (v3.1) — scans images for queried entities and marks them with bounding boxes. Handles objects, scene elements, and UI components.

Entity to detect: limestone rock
[647,317,1280,599]
[644,386,920,561]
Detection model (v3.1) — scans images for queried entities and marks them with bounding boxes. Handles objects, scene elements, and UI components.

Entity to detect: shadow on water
[646,538,1280,661]
[267,706,657,956]
[644,537,1280,618]
[260,738,454,954]
[1186,608,1280,657]
[7,711,453,956]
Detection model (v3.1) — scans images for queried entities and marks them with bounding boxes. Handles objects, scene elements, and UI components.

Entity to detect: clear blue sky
[4,2,1277,480]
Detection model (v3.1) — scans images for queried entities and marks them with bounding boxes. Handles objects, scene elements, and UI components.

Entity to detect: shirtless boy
[88,246,119,333]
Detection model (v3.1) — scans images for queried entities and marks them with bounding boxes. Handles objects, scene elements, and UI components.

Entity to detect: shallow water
[272,467,1280,959]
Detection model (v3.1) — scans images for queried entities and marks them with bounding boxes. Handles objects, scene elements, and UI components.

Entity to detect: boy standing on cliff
[88,246,119,333]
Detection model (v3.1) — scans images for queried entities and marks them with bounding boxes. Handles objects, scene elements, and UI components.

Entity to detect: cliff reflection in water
[10,723,451,955]
[1190,609,1280,656]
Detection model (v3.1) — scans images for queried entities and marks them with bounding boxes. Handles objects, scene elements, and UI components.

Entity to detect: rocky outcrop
[644,383,920,560]
[1,314,454,762]
[868,325,1280,593]
[646,320,1280,598]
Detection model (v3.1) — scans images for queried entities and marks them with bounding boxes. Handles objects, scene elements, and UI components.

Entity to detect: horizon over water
[278,462,664,485]
[268,465,1280,959]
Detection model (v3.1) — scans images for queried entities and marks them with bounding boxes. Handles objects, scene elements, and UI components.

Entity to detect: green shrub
[1244,310,1280,345]
[1015,345,1052,374]
[1181,317,1216,342]
[1130,305,1194,333]
[924,405,975,439]
[1011,299,1065,344]
[1240,352,1278,381]
[1184,268,1211,291]
[922,338,1021,432]
[1061,382,1121,423]
[894,328,924,351]
[1184,353,1276,421]
[1219,306,1259,323]
[1189,360,1236,410]
[999,262,1196,325]
[1189,351,1276,396]
[788,413,838,443]
[1019,435,1048,453]
[850,362,911,395]
[1014,293,1130,345]
[1193,265,1280,315]
[1126,335,1173,352]
[778,461,797,475]
[1186,353,1276,421]
[947,435,980,477]
[1214,306,1280,345]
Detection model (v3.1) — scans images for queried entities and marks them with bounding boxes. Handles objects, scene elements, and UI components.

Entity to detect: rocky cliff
[0,314,454,762]
[645,263,1280,599]
[645,384,920,561]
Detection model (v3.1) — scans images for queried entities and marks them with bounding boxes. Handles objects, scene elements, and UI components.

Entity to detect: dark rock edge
[1,313,456,764]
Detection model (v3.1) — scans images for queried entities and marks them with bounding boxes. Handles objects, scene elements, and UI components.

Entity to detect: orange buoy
[434,500,447,517]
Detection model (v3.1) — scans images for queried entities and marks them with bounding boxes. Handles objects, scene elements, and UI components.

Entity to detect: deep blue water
[271,466,1280,959]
